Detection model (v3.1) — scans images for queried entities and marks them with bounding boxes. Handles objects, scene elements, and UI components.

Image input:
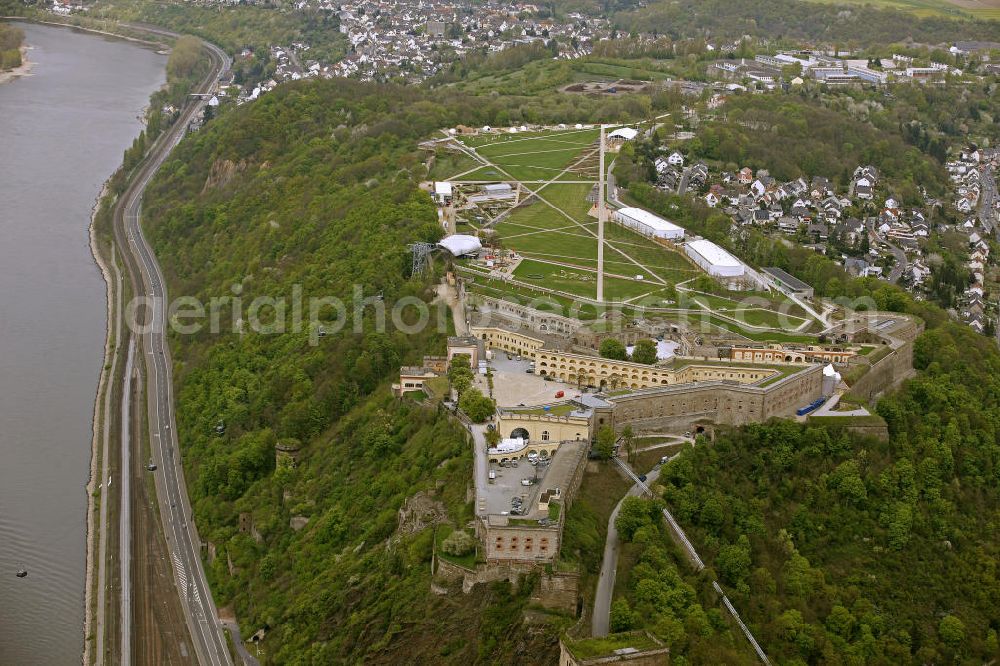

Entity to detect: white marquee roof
[608,127,639,140]
[616,207,685,235]
[438,234,482,256]
[686,239,742,269]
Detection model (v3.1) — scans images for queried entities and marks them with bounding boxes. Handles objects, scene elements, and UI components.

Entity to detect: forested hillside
[658,321,1000,662]
[140,78,668,662]
[615,0,999,46]
[688,96,950,199]
[133,31,1000,663]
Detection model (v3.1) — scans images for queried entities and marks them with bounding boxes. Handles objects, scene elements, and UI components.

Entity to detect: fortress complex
[472,324,824,442]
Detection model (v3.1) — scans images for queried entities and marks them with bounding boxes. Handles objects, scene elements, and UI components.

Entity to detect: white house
[433,181,453,204]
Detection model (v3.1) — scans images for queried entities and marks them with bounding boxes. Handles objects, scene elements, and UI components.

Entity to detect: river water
[0,22,165,663]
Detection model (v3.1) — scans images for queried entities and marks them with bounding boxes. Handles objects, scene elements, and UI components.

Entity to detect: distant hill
[614,0,1000,47]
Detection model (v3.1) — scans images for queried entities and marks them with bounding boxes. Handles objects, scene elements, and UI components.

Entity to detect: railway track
[95,26,233,665]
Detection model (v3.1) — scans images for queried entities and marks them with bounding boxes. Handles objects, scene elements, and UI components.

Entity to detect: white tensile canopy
[438,234,482,256]
[608,127,639,141]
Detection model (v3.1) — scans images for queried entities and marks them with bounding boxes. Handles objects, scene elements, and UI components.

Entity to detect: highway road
[110,29,234,666]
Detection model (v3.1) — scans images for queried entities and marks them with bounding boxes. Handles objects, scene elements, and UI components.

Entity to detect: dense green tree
[715,535,752,586]
[599,337,627,360]
[459,388,495,423]
[939,615,965,651]
[616,496,654,541]
[630,338,658,365]
[441,530,476,557]
[621,425,636,466]
[448,354,474,397]
[610,598,637,632]
[595,425,617,459]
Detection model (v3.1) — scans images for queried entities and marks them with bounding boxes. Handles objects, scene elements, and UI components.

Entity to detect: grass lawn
[510,403,578,416]
[532,182,595,220]
[690,290,809,319]
[500,192,699,291]
[603,274,670,301]
[514,258,598,299]
[504,229,599,262]
[466,271,818,344]
[715,307,808,329]
[809,414,888,427]
[453,165,507,181]
[424,376,451,400]
[463,277,603,320]
[428,151,483,180]
[736,328,818,343]
[633,444,686,474]
[435,526,479,569]
[564,633,662,660]
[561,460,635,623]
[512,258,673,302]
[500,183,593,230]
[462,127,600,150]
[601,222,698,284]
[462,129,600,182]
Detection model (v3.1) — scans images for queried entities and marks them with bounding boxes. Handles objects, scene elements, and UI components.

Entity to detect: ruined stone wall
[846,339,915,403]
[531,571,580,613]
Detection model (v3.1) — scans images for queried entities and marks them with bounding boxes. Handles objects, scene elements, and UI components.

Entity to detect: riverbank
[30,18,169,50]
[83,179,120,666]
[0,45,32,86]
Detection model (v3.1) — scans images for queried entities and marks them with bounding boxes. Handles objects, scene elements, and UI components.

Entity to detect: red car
[555,390,564,398]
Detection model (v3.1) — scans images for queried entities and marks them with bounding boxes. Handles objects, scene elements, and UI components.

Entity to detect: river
[0,22,165,663]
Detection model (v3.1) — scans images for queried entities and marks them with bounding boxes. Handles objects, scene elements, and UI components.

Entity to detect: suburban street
[979,164,998,236]
[106,28,235,666]
[867,217,907,283]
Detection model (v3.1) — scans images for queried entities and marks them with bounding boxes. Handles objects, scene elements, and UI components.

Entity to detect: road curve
[109,30,234,666]
[591,462,661,637]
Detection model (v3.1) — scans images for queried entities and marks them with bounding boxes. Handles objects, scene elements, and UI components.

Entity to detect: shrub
[441,529,476,557]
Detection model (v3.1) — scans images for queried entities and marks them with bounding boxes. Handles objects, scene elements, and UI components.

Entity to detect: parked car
[521,479,533,486]
[555,390,564,398]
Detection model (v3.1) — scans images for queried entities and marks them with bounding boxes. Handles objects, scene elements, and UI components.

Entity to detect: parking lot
[473,353,579,408]
[480,440,587,519]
